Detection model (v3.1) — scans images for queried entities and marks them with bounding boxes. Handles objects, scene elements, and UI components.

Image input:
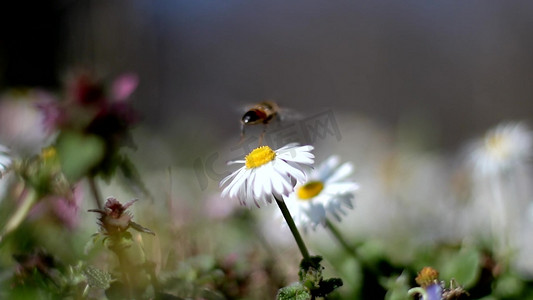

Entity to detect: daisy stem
[325,218,381,276]
[325,218,356,256]
[490,174,509,264]
[0,187,37,242]
[88,176,103,210]
[275,197,310,260]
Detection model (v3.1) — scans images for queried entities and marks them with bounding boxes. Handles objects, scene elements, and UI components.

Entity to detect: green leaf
[493,273,524,298]
[119,155,152,199]
[383,272,410,300]
[315,277,343,297]
[130,221,155,235]
[439,248,481,288]
[83,266,113,290]
[277,282,312,300]
[300,256,323,273]
[55,131,105,181]
[297,256,344,298]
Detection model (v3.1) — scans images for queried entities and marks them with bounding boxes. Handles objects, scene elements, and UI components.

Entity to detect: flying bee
[240,101,280,144]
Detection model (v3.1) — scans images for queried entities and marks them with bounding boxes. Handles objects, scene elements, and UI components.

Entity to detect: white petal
[272,169,293,196]
[277,143,300,151]
[278,149,314,165]
[259,164,273,197]
[275,159,307,183]
[325,182,359,194]
[271,172,286,199]
[222,168,248,198]
[325,162,353,184]
[220,166,244,187]
[317,155,340,181]
[237,184,247,206]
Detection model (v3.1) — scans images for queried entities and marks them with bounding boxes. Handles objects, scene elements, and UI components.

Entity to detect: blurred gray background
[2,0,533,151]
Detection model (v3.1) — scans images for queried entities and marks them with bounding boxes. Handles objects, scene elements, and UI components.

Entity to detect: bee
[240,101,280,144]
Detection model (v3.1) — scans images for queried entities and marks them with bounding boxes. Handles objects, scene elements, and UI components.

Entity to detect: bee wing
[277,107,305,122]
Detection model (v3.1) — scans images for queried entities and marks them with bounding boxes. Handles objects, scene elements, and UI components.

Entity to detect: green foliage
[382,272,411,300]
[14,150,68,198]
[277,282,312,300]
[277,256,343,299]
[83,265,113,290]
[493,273,525,299]
[55,131,105,182]
[130,221,156,236]
[438,247,481,289]
[157,255,226,299]
[4,80,533,300]
[118,155,152,199]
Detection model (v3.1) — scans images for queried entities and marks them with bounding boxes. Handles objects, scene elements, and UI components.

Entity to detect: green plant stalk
[0,188,37,242]
[88,176,102,210]
[325,218,356,256]
[407,287,427,299]
[325,218,382,276]
[275,197,310,260]
[109,240,134,299]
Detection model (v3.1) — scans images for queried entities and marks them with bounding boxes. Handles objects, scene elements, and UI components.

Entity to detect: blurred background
[2,0,533,150]
[2,1,533,299]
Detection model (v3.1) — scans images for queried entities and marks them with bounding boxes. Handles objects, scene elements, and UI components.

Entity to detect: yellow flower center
[297,181,324,200]
[41,147,57,161]
[415,266,439,288]
[245,146,276,169]
[486,133,509,159]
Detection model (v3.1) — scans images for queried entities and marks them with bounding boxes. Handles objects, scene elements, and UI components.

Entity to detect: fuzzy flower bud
[415,266,440,288]
[89,197,154,236]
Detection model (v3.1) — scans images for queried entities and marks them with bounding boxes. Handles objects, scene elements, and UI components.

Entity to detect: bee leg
[258,124,268,146]
[238,124,246,145]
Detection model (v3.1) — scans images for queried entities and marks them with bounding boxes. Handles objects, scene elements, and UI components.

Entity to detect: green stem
[325,218,381,275]
[325,218,356,256]
[110,241,134,299]
[145,261,160,296]
[275,197,310,260]
[0,188,38,242]
[407,287,427,299]
[88,176,102,210]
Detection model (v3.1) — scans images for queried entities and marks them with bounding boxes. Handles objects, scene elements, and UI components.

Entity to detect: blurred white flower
[0,90,53,154]
[469,122,532,177]
[0,144,11,177]
[220,143,314,207]
[284,156,359,230]
[466,122,533,261]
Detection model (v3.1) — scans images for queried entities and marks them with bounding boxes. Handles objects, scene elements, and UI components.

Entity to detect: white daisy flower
[469,122,532,177]
[284,155,359,230]
[220,143,314,207]
[0,144,11,177]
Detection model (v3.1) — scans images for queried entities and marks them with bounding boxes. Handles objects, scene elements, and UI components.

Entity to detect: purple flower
[29,184,83,229]
[426,283,443,300]
[111,73,139,102]
[89,197,154,236]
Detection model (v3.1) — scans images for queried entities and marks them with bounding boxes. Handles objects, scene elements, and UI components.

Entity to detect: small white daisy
[469,122,532,176]
[284,155,359,230]
[220,143,314,207]
[0,144,11,177]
